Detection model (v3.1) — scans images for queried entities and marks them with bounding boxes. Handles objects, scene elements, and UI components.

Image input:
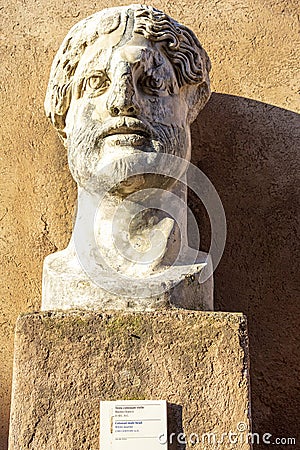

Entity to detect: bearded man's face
[64,28,192,195]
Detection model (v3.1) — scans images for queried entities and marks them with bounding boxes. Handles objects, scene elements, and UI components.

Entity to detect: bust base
[9,310,252,449]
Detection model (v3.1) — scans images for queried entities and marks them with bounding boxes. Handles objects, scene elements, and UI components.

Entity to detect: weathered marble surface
[9,311,252,449]
[42,4,213,311]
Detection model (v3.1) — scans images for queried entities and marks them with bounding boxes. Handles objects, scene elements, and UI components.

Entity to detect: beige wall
[1,0,299,447]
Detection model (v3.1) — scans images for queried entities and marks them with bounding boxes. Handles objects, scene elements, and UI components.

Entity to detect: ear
[44,80,72,145]
[185,82,211,124]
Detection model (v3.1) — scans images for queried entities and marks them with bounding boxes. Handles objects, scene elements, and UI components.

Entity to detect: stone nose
[106,67,140,117]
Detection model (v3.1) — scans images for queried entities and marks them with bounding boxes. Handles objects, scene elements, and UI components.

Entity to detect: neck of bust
[70,179,188,277]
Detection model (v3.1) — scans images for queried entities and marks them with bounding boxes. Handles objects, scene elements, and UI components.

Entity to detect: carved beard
[66,118,190,194]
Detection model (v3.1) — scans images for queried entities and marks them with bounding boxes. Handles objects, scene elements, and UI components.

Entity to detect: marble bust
[42,4,213,311]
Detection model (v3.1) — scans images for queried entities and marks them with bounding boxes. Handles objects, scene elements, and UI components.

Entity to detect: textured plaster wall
[0,0,299,448]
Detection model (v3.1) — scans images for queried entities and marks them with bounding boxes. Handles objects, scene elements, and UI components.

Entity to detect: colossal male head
[42,5,214,311]
[45,4,211,193]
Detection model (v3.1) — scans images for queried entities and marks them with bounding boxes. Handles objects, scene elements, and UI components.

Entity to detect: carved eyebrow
[83,69,108,78]
[139,46,164,64]
[137,47,177,81]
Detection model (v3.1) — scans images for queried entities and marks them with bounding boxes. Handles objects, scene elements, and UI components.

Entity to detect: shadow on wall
[190,92,299,447]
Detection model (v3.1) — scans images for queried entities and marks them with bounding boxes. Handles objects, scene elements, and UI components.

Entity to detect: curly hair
[45,4,211,137]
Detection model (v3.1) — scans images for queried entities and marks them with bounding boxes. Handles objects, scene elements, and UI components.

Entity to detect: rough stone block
[9,311,251,449]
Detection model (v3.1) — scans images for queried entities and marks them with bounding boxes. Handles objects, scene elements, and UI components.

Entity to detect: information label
[100,400,168,449]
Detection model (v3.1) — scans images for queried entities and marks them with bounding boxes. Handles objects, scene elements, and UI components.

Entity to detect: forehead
[75,30,172,76]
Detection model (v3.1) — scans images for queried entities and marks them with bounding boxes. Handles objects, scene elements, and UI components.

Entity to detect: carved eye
[85,72,110,95]
[140,75,166,95]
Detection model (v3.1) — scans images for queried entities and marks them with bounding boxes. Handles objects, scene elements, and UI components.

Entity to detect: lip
[100,117,153,140]
[105,126,149,138]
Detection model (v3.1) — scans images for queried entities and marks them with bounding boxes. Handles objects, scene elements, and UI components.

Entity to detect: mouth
[104,126,150,139]
[100,117,153,140]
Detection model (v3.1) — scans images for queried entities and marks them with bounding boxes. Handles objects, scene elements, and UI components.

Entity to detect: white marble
[42,4,213,311]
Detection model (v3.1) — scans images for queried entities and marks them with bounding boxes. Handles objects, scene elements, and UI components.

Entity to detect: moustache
[68,116,188,162]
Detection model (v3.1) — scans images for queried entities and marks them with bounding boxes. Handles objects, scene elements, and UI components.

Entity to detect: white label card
[100,400,168,449]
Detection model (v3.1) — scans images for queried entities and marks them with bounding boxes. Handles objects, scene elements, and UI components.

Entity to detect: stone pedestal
[9,311,252,449]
